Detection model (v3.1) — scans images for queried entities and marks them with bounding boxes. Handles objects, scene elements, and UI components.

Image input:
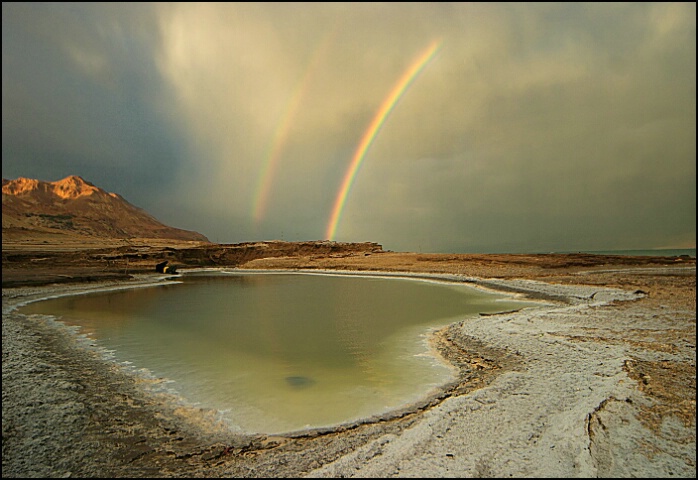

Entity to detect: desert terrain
[2,237,695,478]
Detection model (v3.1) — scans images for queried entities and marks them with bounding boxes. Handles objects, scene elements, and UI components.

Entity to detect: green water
[20,272,532,434]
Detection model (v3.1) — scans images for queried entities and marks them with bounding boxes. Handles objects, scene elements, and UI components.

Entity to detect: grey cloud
[2,3,694,252]
[2,3,186,207]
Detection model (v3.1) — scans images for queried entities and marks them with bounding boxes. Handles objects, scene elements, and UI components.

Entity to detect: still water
[20,272,531,434]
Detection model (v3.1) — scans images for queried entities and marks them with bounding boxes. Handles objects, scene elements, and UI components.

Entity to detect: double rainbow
[325,39,442,240]
[252,32,336,224]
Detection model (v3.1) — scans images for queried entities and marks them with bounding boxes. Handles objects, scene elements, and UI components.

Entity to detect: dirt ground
[2,241,695,477]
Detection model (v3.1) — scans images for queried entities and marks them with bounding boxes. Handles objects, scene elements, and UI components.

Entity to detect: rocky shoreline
[2,251,696,477]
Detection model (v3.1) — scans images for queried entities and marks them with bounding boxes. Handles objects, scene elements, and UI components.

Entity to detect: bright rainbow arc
[325,39,442,240]
[252,32,336,224]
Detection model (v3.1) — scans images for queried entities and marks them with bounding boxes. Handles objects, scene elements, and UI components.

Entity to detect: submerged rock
[285,376,315,388]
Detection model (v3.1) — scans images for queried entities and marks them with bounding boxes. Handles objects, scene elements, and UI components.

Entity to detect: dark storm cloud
[3,3,695,252]
[2,2,187,207]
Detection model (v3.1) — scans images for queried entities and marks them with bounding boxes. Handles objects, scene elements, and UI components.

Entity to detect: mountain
[2,175,209,243]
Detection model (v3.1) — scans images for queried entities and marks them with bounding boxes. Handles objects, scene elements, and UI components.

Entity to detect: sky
[2,2,696,253]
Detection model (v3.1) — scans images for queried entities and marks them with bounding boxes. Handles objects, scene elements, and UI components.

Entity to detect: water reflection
[20,273,532,433]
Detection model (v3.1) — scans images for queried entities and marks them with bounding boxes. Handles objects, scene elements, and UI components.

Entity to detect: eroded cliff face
[170,240,385,266]
[1,240,386,287]
[2,175,102,199]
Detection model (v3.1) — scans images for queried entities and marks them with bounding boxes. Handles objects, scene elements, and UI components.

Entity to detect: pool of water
[20,271,533,434]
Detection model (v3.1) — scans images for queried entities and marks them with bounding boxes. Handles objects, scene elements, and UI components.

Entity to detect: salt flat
[2,251,695,477]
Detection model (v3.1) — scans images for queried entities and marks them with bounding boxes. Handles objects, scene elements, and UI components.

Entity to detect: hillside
[2,176,209,244]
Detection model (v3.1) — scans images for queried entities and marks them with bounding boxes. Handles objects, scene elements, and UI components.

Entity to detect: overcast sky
[3,2,695,253]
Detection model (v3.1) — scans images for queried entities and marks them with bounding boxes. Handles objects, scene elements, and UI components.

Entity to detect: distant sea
[560,248,696,258]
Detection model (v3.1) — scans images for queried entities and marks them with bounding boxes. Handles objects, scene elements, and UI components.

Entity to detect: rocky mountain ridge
[2,175,209,242]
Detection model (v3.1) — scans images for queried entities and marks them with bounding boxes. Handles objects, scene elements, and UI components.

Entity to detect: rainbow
[252,32,336,223]
[325,39,442,240]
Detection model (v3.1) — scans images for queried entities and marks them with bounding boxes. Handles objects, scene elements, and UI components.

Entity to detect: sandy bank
[2,263,695,477]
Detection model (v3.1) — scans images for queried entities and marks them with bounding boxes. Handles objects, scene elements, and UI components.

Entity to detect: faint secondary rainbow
[325,39,442,240]
[252,32,336,224]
